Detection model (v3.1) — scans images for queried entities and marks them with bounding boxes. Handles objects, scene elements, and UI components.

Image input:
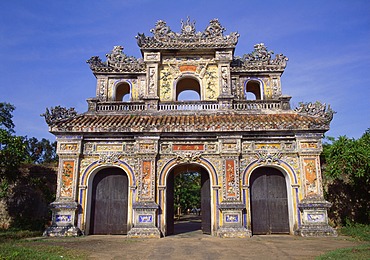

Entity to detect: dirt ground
[35,231,362,260]
[31,215,361,259]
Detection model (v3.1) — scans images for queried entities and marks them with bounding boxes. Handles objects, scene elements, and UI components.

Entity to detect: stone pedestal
[217,202,251,238]
[295,197,337,237]
[43,201,82,237]
[127,202,161,238]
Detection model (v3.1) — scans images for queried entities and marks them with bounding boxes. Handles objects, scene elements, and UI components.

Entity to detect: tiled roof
[49,112,329,134]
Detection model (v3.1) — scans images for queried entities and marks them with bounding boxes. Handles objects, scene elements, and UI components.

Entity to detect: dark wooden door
[90,168,128,235]
[250,167,289,235]
[166,172,175,236]
[201,171,211,234]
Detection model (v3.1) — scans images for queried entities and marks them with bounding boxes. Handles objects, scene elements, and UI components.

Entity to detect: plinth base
[127,227,161,238]
[295,225,337,237]
[43,225,82,237]
[217,227,251,238]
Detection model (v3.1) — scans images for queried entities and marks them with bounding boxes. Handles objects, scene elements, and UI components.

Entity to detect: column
[216,50,234,110]
[43,136,83,236]
[217,137,251,237]
[127,136,161,238]
[143,52,160,111]
[295,136,337,237]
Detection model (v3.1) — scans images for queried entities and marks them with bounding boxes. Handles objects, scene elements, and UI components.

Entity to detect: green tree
[322,129,370,225]
[25,137,57,164]
[0,103,29,197]
[0,103,15,132]
[174,172,201,215]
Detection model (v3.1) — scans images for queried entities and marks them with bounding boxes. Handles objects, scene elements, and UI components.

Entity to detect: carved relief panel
[138,159,155,201]
[60,160,76,198]
[222,158,240,201]
[219,137,240,155]
[147,66,158,97]
[302,157,321,197]
[96,77,108,101]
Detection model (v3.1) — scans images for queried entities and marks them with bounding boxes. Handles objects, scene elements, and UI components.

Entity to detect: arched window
[245,80,262,100]
[176,77,201,101]
[115,82,130,101]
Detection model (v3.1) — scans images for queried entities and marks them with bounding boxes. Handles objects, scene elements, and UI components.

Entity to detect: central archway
[165,163,211,236]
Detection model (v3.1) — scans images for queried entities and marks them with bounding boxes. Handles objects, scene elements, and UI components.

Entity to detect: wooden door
[201,171,211,234]
[166,172,175,236]
[250,167,289,235]
[90,168,128,235]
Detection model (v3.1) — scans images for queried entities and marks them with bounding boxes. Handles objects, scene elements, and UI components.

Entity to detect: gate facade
[43,18,337,238]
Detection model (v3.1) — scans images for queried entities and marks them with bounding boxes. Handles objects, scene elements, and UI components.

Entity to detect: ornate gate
[90,168,128,234]
[250,167,289,234]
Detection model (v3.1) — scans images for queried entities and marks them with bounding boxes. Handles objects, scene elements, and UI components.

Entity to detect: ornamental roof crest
[294,102,335,123]
[136,18,239,49]
[231,43,288,72]
[87,45,145,73]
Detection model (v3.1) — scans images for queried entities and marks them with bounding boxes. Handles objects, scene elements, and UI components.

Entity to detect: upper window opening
[176,77,201,101]
[178,90,200,101]
[246,80,262,100]
[115,82,130,101]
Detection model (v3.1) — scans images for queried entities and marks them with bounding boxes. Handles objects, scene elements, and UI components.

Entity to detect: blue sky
[1,0,369,140]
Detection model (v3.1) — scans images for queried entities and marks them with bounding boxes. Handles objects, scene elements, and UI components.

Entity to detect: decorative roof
[87,46,145,73]
[231,43,288,72]
[48,112,330,134]
[136,17,239,50]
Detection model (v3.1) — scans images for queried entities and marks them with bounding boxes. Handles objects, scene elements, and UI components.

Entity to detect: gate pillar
[127,137,161,238]
[295,137,337,237]
[217,137,250,237]
[44,137,83,236]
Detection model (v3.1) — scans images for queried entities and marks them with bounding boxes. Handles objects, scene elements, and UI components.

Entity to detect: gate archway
[165,163,211,236]
[250,167,289,234]
[89,167,129,234]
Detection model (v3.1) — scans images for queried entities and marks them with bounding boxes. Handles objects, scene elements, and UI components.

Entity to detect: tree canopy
[174,172,201,215]
[0,102,57,198]
[322,129,370,225]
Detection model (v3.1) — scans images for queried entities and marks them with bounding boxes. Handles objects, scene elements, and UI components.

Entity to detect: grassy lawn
[0,229,87,260]
[317,224,370,260]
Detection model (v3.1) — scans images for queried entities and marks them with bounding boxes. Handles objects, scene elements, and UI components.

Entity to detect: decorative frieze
[144,52,161,62]
[58,143,80,154]
[256,151,282,165]
[173,144,204,151]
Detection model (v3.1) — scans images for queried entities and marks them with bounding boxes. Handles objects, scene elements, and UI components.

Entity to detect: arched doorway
[250,167,289,234]
[90,167,129,234]
[165,164,211,235]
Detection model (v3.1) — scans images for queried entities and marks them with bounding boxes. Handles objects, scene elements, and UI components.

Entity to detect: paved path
[44,231,360,260]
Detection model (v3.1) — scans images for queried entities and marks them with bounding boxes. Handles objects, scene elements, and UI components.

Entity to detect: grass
[317,223,370,260]
[0,229,87,260]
